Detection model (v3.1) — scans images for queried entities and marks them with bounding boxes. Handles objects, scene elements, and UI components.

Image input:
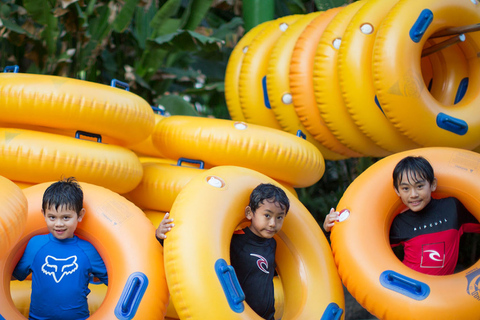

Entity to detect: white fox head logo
[41,255,78,283]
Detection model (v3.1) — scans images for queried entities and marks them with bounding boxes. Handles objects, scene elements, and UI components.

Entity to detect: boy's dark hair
[248,183,290,214]
[393,156,435,190]
[42,177,84,215]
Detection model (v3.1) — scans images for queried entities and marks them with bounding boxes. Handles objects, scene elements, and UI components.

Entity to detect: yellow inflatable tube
[0,182,169,319]
[0,73,154,145]
[125,161,205,212]
[266,12,346,161]
[337,0,419,153]
[331,147,480,319]
[0,128,143,194]
[313,0,390,157]
[0,176,27,260]
[151,116,325,188]
[164,165,344,319]
[225,20,272,122]
[239,15,301,130]
[373,0,480,149]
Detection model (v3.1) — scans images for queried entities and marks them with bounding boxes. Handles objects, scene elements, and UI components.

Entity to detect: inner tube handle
[177,157,205,169]
[436,113,468,135]
[380,270,430,300]
[3,65,19,73]
[111,79,130,91]
[114,272,149,319]
[75,130,102,143]
[321,302,344,320]
[409,9,433,43]
[296,130,307,140]
[215,259,245,313]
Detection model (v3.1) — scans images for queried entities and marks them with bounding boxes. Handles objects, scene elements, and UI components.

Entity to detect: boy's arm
[12,238,42,281]
[155,212,174,246]
[79,241,109,285]
[323,208,339,233]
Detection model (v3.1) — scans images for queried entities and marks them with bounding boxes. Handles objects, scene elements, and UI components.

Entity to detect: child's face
[395,171,437,212]
[43,206,85,240]
[245,199,286,239]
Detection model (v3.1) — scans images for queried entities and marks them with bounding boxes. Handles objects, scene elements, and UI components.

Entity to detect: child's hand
[156,212,174,240]
[323,208,339,232]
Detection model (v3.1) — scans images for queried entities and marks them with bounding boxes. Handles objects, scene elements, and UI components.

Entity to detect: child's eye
[264,214,271,218]
[277,216,284,220]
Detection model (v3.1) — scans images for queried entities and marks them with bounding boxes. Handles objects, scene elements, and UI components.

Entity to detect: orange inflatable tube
[331,147,480,319]
[0,182,168,319]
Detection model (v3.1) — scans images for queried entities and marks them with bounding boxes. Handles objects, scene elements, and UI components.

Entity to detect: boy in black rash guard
[324,156,480,275]
[230,183,289,320]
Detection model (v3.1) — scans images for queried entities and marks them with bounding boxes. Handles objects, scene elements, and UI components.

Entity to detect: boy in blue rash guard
[13,177,108,320]
[230,183,289,320]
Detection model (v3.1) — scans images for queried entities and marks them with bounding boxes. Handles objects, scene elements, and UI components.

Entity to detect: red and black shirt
[390,197,480,275]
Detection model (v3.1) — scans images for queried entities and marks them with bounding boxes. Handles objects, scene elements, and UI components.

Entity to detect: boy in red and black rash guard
[389,156,480,275]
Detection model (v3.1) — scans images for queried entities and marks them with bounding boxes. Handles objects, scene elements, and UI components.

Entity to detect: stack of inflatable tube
[164,165,344,319]
[225,0,480,159]
[151,115,325,188]
[0,182,169,319]
[127,113,166,158]
[331,147,480,319]
[0,72,151,193]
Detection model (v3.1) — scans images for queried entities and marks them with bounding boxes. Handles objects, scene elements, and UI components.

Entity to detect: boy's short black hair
[393,156,435,190]
[42,177,84,215]
[248,183,290,214]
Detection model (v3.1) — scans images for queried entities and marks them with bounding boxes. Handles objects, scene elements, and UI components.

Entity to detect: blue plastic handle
[409,9,433,43]
[380,270,430,300]
[454,77,469,104]
[151,105,166,115]
[262,75,271,109]
[3,65,19,73]
[296,130,306,140]
[320,303,344,320]
[111,79,130,91]
[114,272,149,319]
[75,130,102,143]
[215,259,245,313]
[436,113,468,135]
[177,157,204,169]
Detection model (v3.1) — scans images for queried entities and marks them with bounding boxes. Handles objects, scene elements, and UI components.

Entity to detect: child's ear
[245,206,253,220]
[431,178,437,192]
[394,187,401,197]
[78,208,86,222]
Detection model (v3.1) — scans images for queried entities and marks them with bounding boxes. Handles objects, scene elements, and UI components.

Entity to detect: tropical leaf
[149,30,222,52]
[156,94,199,116]
[182,0,214,31]
[112,0,140,32]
